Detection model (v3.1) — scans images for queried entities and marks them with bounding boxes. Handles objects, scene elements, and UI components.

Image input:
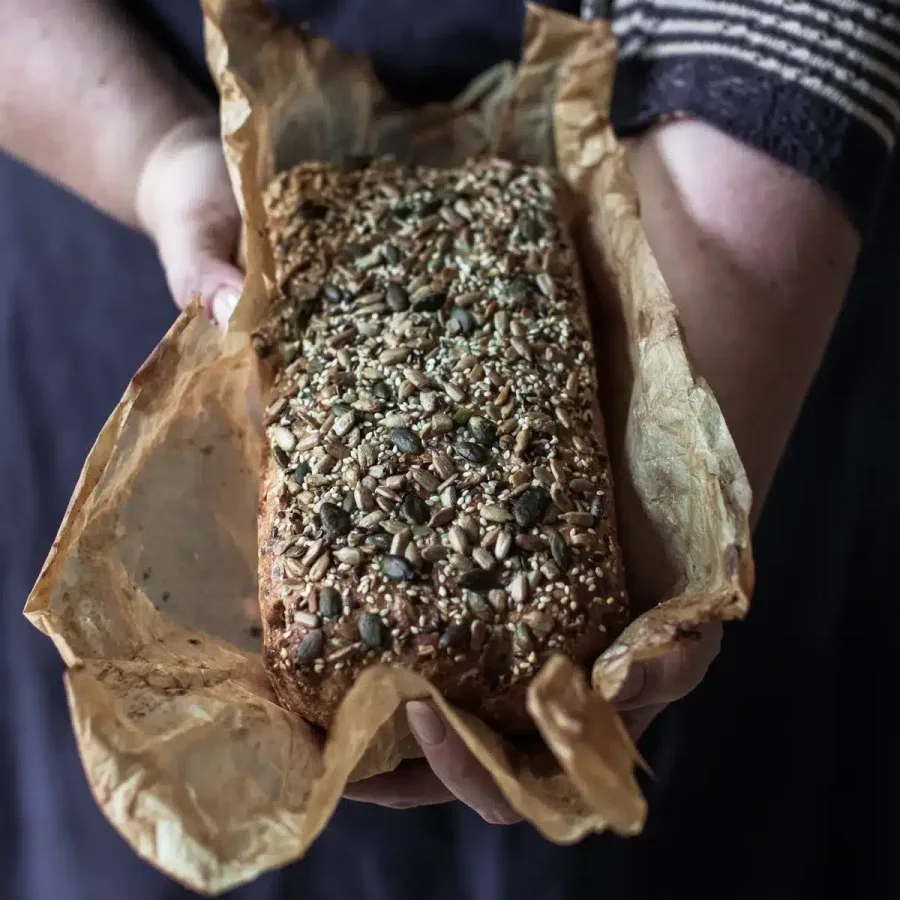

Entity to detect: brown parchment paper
[24,2,753,894]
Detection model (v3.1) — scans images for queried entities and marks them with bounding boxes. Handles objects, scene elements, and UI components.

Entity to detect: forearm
[627,120,859,522]
[0,0,206,231]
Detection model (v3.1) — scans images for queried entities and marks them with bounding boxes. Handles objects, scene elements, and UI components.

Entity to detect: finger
[155,197,243,322]
[618,702,667,742]
[157,229,244,323]
[343,759,455,809]
[614,622,722,711]
[406,701,521,825]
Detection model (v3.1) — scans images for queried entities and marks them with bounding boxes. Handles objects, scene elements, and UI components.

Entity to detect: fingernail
[211,287,240,326]
[407,701,445,746]
[612,663,644,704]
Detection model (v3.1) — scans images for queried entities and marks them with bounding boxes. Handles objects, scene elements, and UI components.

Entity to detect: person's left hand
[345,622,722,823]
[136,115,244,326]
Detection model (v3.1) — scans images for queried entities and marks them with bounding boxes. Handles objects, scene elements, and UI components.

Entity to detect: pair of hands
[141,116,723,825]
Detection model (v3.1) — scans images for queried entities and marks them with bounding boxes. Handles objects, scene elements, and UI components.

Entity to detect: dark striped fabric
[604,0,900,230]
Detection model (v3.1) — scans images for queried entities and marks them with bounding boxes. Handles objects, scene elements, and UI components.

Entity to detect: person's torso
[140,0,581,106]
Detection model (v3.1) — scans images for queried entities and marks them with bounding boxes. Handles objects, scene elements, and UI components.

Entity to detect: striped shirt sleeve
[601,0,900,230]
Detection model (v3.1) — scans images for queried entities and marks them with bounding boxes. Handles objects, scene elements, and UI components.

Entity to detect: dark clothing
[1,2,897,898]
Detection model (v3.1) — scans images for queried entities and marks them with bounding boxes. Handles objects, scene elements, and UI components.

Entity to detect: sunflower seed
[333,411,357,437]
[457,514,480,541]
[550,483,574,513]
[514,427,532,455]
[309,553,331,581]
[410,467,440,493]
[561,511,594,527]
[302,538,326,567]
[402,367,429,389]
[443,381,466,403]
[510,337,531,360]
[354,485,375,511]
[550,460,567,483]
[271,426,296,453]
[448,525,468,554]
[335,547,363,566]
[292,432,318,453]
[432,413,454,434]
[429,507,455,528]
[466,591,495,622]
[390,530,410,555]
[510,572,530,604]
[481,503,511,523]
[422,543,449,562]
[359,510,387,529]
[382,518,410,535]
[380,347,411,364]
[356,292,385,308]
[536,272,555,298]
[472,548,495,571]
[494,528,513,560]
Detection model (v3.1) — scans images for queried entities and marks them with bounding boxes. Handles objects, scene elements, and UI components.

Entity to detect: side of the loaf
[257,158,628,734]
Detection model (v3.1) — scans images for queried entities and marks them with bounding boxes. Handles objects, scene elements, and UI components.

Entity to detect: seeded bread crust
[257,158,628,736]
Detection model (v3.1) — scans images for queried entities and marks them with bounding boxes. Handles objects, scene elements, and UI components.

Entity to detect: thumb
[613,622,723,711]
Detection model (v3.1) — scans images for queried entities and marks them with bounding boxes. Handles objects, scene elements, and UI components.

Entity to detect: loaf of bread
[256,157,628,735]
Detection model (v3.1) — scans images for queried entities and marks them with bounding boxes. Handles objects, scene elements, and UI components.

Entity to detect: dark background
[1,1,896,898]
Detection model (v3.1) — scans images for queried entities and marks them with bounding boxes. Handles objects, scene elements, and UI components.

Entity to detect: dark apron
[1,2,895,897]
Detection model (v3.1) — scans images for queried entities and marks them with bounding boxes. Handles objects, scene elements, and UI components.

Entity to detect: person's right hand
[136,115,244,326]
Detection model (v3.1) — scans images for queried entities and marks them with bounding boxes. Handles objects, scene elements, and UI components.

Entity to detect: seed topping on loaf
[258,158,626,709]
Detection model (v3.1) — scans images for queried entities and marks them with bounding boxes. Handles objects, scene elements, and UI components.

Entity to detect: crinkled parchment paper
[24,2,752,894]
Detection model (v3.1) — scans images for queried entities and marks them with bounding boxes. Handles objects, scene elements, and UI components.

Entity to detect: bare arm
[0,0,243,316]
[0,0,205,230]
[627,120,859,522]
